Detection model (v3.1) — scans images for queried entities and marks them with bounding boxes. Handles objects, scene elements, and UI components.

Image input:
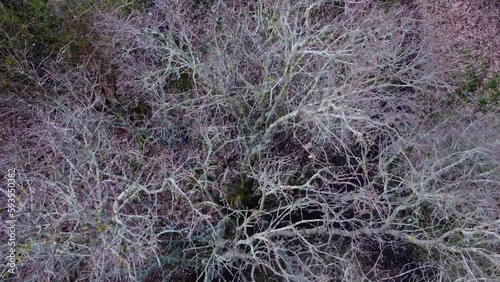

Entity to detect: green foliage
[0,0,91,62]
[463,64,481,92]
[0,0,147,94]
[443,61,498,112]
[135,129,150,151]
[225,173,260,209]
[477,74,500,113]
[130,99,151,122]
[169,71,194,93]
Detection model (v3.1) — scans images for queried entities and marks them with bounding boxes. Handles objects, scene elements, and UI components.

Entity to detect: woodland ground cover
[0,1,499,281]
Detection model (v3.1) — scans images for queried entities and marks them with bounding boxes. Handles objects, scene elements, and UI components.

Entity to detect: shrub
[1,0,498,281]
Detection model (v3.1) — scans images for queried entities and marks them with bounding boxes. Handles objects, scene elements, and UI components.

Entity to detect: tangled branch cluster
[0,0,498,281]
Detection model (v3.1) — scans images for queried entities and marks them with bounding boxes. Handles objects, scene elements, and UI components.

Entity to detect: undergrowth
[1,1,498,281]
